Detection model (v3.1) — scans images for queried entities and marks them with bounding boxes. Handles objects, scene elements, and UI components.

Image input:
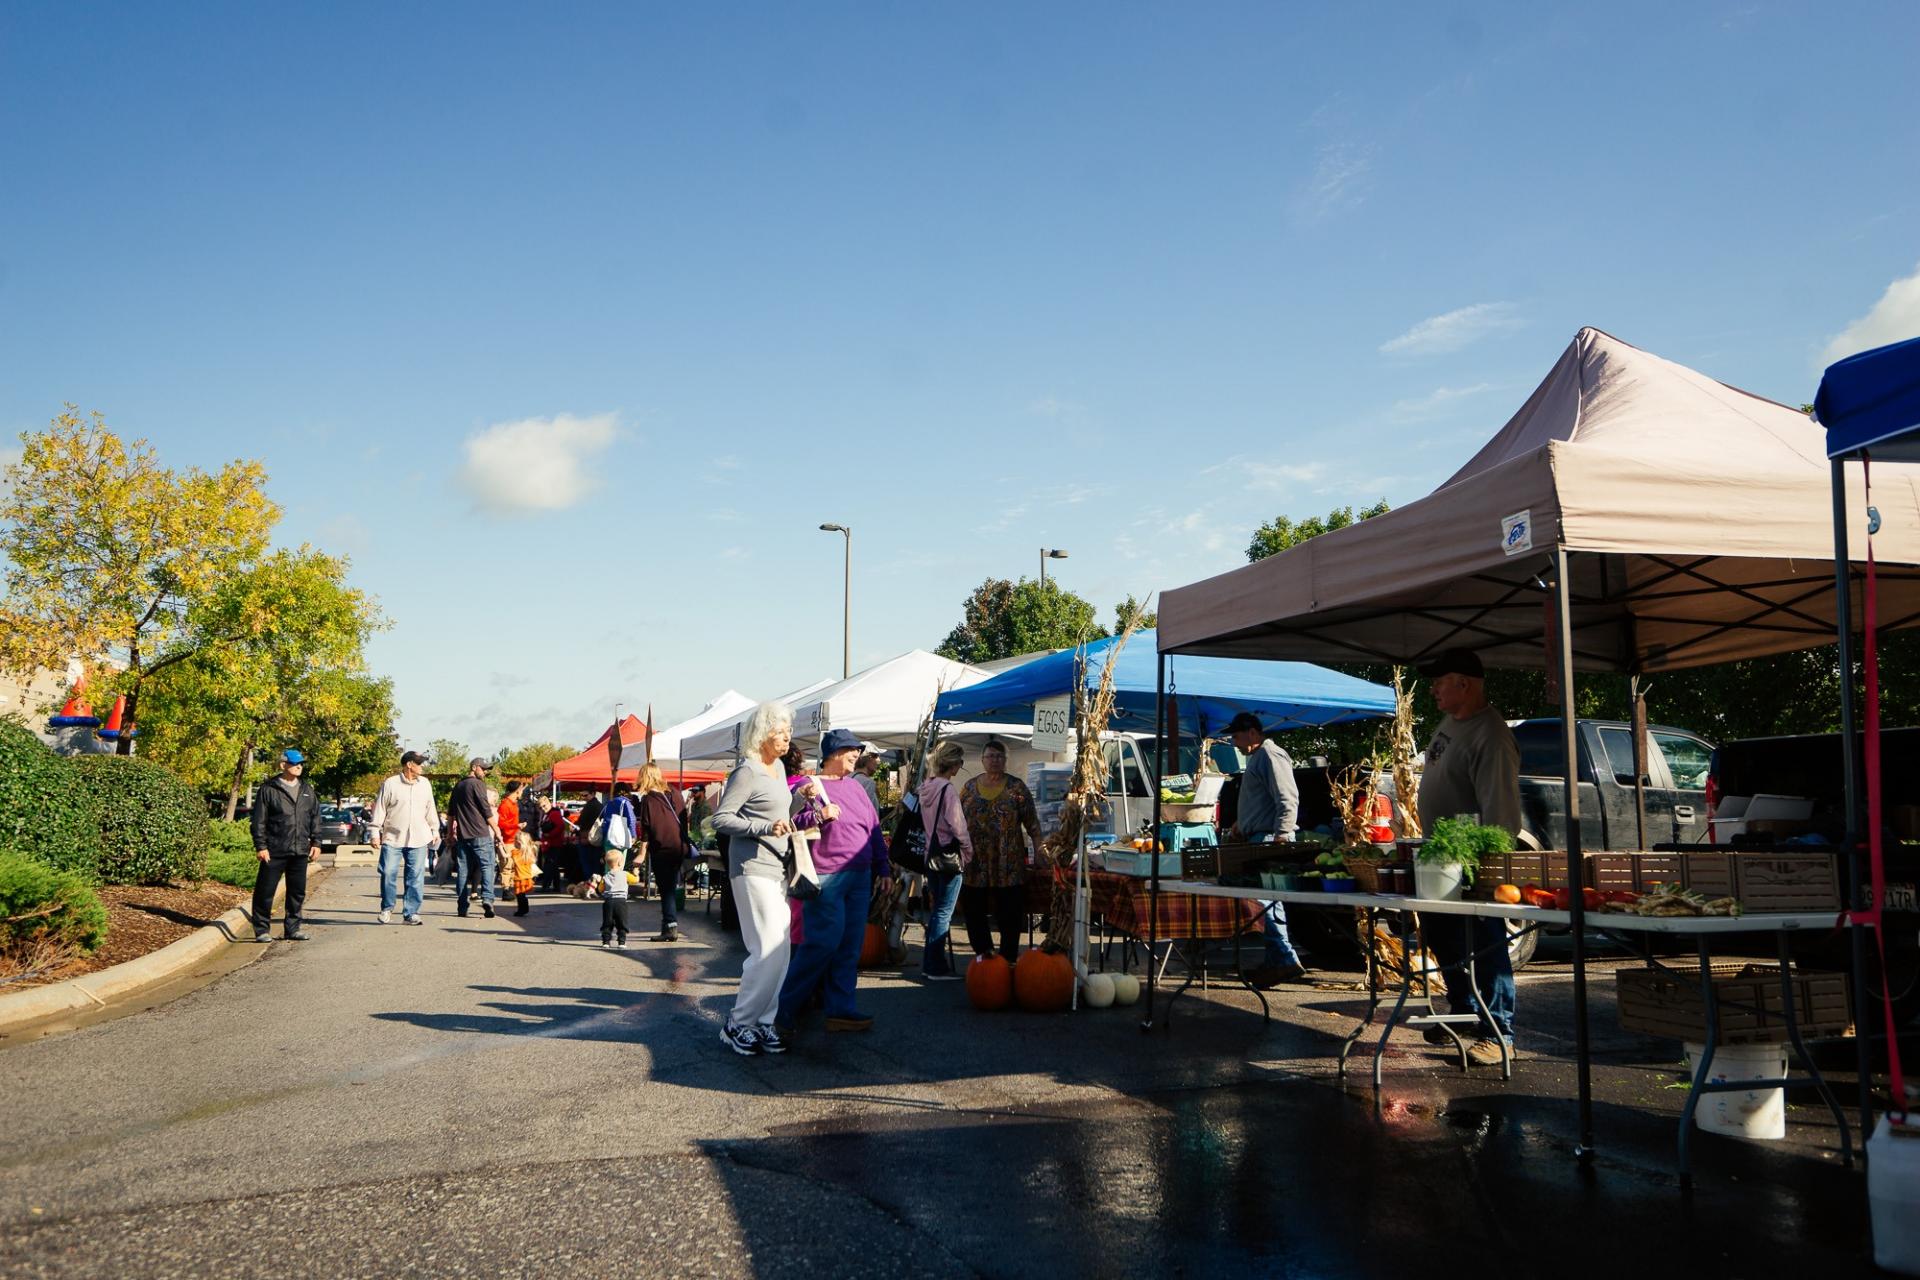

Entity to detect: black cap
[1417,649,1485,680]
[401,750,428,767]
[1223,711,1265,736]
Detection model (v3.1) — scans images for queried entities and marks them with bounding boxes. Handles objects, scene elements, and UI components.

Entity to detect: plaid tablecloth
[1026,868,1266,942]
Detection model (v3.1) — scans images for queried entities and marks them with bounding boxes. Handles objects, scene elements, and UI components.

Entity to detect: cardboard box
[1616,963,1850,1046]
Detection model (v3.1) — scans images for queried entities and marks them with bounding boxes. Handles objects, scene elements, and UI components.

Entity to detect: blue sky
[4,2,1917,752]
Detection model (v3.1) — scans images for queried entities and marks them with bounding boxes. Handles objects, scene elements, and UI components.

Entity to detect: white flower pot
[1414,862,1465,901]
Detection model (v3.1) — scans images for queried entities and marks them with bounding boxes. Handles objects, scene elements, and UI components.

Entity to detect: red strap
[1863,455,1909,1120]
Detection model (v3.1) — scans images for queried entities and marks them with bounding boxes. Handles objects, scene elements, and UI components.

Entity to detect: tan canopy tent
[1153,326,1920,1162]
[1160,327,1920,673]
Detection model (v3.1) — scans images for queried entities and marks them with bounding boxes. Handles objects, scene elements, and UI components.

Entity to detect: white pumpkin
[1081,973,1116,1008]
[1110,973,1141,1006]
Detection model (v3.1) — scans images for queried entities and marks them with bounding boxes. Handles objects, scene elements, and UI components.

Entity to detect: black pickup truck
[1508,718,1715,851]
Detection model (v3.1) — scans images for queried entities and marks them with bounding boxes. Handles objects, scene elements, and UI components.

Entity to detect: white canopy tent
[670,676,836,765]
[615,689,756,773]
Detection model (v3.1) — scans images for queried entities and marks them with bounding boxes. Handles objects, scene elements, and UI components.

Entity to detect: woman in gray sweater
[709,700,797,1056]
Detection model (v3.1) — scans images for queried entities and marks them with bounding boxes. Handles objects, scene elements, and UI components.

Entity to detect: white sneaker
[378,908,392,925]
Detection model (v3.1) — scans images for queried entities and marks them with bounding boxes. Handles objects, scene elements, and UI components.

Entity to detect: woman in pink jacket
[916,741,973,981]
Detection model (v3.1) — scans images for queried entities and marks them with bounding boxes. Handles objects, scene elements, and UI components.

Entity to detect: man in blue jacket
[249,748,322,942]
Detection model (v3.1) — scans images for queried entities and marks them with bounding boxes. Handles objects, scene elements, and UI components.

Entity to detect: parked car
[316,805,371,852]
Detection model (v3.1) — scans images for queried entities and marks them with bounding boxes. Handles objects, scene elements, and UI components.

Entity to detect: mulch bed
[5,881,248,989]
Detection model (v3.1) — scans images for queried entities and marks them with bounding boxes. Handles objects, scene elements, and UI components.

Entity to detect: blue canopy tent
[932,629,1395,736]
[1819,335,1920,1138]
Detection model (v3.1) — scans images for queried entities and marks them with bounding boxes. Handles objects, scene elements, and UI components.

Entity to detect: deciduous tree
[0,408,279,752]
[936,578,1106,664]
[1245,499,1390,562]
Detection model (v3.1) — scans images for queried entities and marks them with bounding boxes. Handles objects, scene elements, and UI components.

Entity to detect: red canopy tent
[538,716,724,789]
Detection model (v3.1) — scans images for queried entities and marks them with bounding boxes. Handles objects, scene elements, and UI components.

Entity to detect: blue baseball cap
[281,748,306,765]
[819,728,864,757]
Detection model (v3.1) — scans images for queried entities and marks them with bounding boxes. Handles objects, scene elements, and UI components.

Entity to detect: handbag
[889,792,929,875]
[786,784,822,899]
[922,780,965,877]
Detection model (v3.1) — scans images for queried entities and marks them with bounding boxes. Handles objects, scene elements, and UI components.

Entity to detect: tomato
[1583,888,1605,911]
[1604,889,1639,904]
[1552,888,1573,911]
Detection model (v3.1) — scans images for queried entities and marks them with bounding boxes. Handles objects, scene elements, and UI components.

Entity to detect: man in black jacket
[250,748,322,942]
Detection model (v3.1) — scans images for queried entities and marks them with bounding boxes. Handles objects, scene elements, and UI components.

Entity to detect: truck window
[1512,722,1564,777]
[1652,732,1712,790]
[1597,727,1644,782]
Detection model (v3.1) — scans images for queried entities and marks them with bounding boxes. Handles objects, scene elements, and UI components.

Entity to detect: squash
[1492,883,1523,905]
[859,923,889,968]
[1014,948,1076,1012]
[1081,972,1116,1008]
[966,953,1013,1010]
[1110,973,1141,1006]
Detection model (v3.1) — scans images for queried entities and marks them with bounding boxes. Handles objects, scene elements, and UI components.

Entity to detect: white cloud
[1243,460,1327,492]
[1390,383,1494,421]
[456,413,619,512]
[1027,395,1087,420]
[1296,141,1376,222]
[1381,302,1523,356]
[1823,262,1920,364]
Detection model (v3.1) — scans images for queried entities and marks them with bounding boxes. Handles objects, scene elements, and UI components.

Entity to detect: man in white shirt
[370,750,441,924]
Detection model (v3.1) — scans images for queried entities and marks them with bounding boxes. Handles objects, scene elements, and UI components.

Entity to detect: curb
[0,877,297,1037]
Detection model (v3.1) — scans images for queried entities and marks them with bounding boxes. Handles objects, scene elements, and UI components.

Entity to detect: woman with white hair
[709,700,798,1056]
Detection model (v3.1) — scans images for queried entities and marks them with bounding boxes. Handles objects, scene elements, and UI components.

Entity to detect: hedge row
[0,847,108,958]
[0,720,208,885]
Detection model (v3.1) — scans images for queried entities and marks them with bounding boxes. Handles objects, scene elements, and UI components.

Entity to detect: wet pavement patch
[705,1076,1877,1278]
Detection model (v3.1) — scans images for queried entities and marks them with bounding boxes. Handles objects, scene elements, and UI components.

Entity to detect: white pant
[729,874,792,1029]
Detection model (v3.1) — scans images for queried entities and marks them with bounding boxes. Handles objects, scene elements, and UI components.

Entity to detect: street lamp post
[820,523,851,678]
[1040,547,1069,589]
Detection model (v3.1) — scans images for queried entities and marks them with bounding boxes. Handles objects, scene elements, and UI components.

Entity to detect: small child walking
[597,846,630,949]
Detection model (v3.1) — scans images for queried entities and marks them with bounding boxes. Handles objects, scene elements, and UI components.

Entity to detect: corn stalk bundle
[1390,666,1422,839]
[1328,759,1383,853]
[1041,609,1143,951]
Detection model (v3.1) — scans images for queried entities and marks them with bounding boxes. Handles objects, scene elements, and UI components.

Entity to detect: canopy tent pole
[1555,546,1595,1162]
[1145,651,1166,1032]
[1832,456,1875,1144]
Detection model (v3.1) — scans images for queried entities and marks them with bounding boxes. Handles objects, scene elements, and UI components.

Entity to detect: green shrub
[204,822,260,889]
[0,847,108,955]
[0,720,102,876]
[73,755,210,884]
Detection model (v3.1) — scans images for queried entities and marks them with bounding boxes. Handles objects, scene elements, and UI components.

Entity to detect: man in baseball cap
[249,748,321,942]
[1223,711,1308,988]
[1414,647,1524,1068]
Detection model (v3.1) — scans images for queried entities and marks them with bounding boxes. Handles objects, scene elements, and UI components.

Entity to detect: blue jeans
[455,837,496,908]
[777,869,872,1024]
[923,872,964,976]
[1245,832,1301,969]
[379,844,427,917]
[1258,901,1302,969]
[1426,915,1516,1040]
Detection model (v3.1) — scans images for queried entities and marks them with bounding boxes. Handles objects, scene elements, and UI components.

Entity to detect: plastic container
[1413,862,1465,901]
[1683,1041,1788,1140]
[1321,875,1356,893]
[1869,1114,1920,1275]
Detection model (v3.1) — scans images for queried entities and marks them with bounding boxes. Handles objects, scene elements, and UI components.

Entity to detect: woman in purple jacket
[775,728,894,1034]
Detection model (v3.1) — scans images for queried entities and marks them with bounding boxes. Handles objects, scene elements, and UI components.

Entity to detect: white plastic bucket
[1869,1114,1920,1275]
[1683,1041,1788,1140]
[1413,862,1464,901]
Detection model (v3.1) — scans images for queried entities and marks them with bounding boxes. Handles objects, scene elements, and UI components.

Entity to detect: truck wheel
[1507,919,1539,971]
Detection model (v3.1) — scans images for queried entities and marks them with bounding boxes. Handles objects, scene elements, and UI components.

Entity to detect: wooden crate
[1682,852,1842,912]
[1180,841,1322,883]
[1616,963,1851,1046]
[1486,850,1701,893]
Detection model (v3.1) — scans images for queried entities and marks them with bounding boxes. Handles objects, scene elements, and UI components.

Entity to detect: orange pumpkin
[966,953,1013,1010]
[859,923,889,968]
[1014,948,1076,1012]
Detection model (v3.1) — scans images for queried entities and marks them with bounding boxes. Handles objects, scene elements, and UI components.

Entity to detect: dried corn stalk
[1328,759,1382,852]
[1390,666,1422,838]
[1041,607,1144,950]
